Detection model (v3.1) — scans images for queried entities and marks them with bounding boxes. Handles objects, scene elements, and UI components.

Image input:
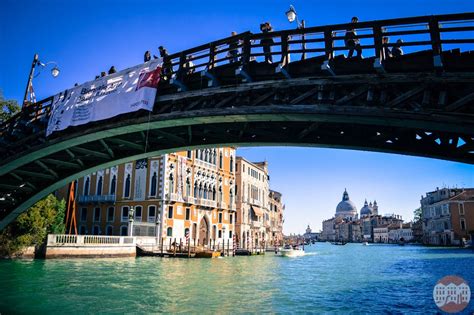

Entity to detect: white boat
[362,241,369,246]
[280,246,305,257]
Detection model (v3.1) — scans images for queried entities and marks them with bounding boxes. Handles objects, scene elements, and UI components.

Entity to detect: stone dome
[360,199,373,216]
[336,189,357,216]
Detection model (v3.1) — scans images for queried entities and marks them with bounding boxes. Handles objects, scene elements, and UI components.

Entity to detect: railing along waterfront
[1,13,473,141]
[47,234,135,246]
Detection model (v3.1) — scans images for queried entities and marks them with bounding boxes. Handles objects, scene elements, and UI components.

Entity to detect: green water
[1,243,473,314]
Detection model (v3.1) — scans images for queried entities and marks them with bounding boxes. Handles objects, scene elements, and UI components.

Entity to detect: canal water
[1,243,473,314]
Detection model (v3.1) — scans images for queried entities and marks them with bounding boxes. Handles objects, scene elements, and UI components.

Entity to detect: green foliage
[0,90,21,123]
[0,194,66,257]
[413,207,422,223]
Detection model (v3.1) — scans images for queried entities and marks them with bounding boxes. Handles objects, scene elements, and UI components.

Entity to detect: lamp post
[23,54,60,106]
[285,5,307,60]
[128,206,135,237]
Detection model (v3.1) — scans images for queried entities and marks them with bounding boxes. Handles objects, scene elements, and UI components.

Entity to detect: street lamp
[285,5,307,60]
[23,53,60,106]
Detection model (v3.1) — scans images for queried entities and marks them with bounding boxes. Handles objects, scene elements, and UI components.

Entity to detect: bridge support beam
[200,71,219,87]
[321,61,335,76]
[235,67,252,82]
[276,64,291,79]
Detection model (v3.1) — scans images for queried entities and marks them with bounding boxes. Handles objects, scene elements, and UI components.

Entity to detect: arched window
[167,227,173,237]
[135,206,143,222]
[120,226,128,236]
[124,174,131,198]
[194,182,198,198]
[187,150,192,159]
[199,184,203,198]
[169,174,174,194]
[205,149,210,163]
[106,225,113,235]
[219,152,223,168]
[186,178,191,197]
[184,228,190,238]
[203,184,208,199]
[110,175,116,195]
[93,225,100,235]
[97,176,103,195]
[79,226,86,235]
[230,156,234,172]
[212,187,216,201]
[212,149,217,164]
[150,172,157,196]
[230,189,234,206]
[84,177,90,196]
[197,149,201,160]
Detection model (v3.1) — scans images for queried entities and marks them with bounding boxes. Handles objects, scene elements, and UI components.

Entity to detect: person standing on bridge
[228,31,240,63]
[344,17,362,58]
[144,50,151,63]
[382,37,392,60]
[260,22,274,63]
[108,66,117,75]
[158,46,172,78]
[392,39,404,57]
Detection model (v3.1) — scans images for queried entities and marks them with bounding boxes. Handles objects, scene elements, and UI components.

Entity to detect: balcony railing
[196,198,217,208]
[217,201,227,209]
[78,194,116,204]
[183,196,196,204]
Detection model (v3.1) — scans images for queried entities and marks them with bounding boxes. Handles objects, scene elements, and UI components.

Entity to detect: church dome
[336,189,357,215]
[360,199,373,216]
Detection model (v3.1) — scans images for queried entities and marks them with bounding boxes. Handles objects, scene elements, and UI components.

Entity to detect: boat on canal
[280,245,305,257]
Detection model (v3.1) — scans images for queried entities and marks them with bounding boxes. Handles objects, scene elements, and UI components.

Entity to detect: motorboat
[362,241,369,246]
[280,245,305,257]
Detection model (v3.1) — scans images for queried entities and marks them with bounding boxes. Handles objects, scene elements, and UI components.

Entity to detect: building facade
[269,190,284,246]
[422,188,474,245]
[58,148,237,249]
[235,157,270,250]
[321,189,407,243]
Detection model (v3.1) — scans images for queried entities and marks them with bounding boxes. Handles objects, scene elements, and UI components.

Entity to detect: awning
[251,205,263,217]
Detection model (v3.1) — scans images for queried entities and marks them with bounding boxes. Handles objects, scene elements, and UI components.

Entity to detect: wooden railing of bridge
[1,12,473,143]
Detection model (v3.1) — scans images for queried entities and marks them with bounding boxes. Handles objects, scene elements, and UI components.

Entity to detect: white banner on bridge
[46,59,162,136]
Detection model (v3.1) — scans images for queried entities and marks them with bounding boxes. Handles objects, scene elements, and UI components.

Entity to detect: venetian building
[235,157,270,250]
[335,189,358,220]
[269,190,284,246]
[57,147,237,248]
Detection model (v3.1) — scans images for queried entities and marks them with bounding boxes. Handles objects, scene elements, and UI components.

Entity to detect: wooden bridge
[0,13,473,229]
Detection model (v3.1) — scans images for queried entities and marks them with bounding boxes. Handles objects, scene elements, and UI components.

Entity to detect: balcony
[164,193,182,203]
[196,198,217,208]
[78,194,116,205]
[183,196,196,205]
[217,201,227,209]
[195,159,217,170]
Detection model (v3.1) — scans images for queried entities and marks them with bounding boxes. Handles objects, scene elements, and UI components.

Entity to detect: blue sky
[1,0,473,233]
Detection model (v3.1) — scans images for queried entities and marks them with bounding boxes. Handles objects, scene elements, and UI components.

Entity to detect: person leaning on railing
[344,16,362,58]
[391,39,404,57]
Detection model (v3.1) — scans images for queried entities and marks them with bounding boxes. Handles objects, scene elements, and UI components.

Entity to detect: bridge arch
[1,13,474,229]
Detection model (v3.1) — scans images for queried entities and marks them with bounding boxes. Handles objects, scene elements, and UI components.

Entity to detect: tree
[0,90,21,123]
[0,194,66,257]
[413,207,422,223]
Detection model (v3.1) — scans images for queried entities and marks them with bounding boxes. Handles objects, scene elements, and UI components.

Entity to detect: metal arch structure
[1,13,474,229]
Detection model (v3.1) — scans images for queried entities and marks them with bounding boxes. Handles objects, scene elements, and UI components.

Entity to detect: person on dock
[392,39,404,57]
[260,22,274,63]
[344,17,362,58]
